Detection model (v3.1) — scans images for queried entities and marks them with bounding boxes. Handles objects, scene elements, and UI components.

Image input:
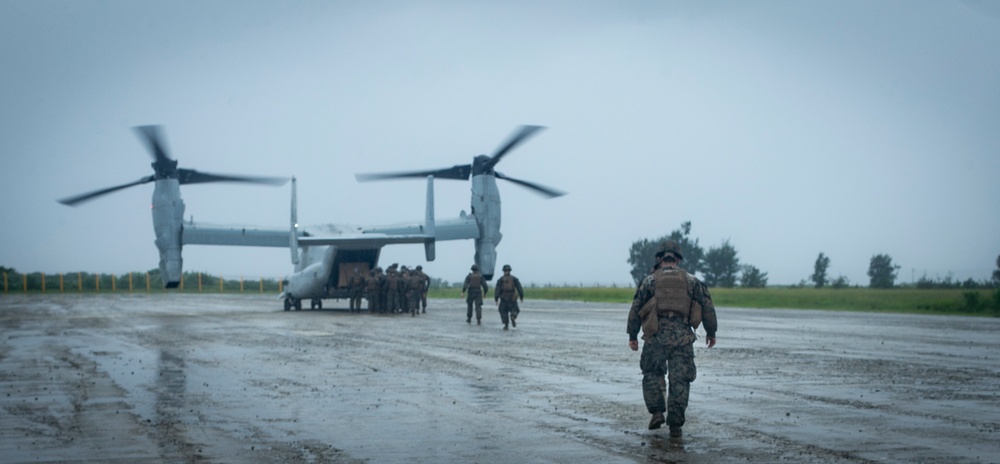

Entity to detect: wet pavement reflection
[1,293,998,463]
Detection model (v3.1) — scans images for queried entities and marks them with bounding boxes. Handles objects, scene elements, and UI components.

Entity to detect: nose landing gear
[283,296,303,311]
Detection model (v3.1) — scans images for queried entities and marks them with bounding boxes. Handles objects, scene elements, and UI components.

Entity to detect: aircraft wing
[182,222,436,250]
[183,223,289,247]
[182,213,477,250]
[298,233,431,250]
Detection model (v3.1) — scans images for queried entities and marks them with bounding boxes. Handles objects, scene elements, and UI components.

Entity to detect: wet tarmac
[1,293,998,463]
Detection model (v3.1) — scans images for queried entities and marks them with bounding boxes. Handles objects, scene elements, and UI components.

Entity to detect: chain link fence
[2,271,284,294]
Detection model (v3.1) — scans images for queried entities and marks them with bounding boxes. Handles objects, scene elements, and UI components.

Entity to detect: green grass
[9,278,998,317]
[429,286,1000,316]
[708,287,999,316]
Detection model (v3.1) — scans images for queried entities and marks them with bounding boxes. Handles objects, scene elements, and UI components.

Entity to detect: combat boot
[648,412,665,430]
[669,425,682,438]
[477,319,481,325]
[503,323,508,330]
[511,316,516,327]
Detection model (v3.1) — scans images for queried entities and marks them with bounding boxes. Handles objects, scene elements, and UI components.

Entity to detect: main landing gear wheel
[284,298,291,311]
[310,299,323,310]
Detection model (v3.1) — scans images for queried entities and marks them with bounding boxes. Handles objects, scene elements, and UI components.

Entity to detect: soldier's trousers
[640,341,696,426]
[385,293,400,314]
[407,291,420,315]
[466,292,483,321]
[497,300,519,324]
[421,292,427,310]
[350,290,363,311]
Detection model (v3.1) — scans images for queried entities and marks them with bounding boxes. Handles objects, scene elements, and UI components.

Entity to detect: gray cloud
[2,0,997,286]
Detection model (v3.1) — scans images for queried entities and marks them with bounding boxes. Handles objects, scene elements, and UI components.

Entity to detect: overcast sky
[2,0,998,287]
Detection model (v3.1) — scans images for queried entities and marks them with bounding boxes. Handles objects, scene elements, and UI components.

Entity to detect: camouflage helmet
[502,264,512,272]
[415,265,422,271]
[471,264,479,271]
[659,239,684,260]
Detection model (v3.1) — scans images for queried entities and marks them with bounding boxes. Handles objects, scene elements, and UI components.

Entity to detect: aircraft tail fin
[289,177,299,265]
[424,175,436,261]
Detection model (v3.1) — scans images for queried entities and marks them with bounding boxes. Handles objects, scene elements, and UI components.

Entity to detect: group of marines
[347,264,430,316]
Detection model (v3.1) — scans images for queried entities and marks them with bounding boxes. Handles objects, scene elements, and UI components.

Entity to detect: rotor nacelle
[152,179,185,287]
[471,173,502,279]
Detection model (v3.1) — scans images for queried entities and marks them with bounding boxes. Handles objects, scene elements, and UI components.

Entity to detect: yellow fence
[2,272,284,294]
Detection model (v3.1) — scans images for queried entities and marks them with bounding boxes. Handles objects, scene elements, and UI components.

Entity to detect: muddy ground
[1,294,998,463]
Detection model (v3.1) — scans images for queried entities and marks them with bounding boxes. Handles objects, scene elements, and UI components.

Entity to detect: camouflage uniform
[397,267,409,314]
[384,266,401,314]
[415,266,430,312]
[348,269,366,312]
[406,270,424,316]
[365,269,382,313]
[462,265,489,324]
[627,265,718,432]
[494,265,523,329]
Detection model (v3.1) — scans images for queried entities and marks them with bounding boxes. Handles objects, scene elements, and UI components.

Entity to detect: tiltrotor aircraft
[59,125,563,310]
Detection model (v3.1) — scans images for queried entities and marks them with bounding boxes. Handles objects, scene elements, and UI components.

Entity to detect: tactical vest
[366,276,379,291]
[467,273,482,288]
[499,276,516,293]
[655,268,691,316]
[386,274,399,291]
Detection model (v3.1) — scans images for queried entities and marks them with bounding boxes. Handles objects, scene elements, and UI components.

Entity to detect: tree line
[628,222,1000,289]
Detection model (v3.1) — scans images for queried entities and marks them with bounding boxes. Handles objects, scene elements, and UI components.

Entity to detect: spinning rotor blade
[133,125,172,164]
[494,171,565,198]
[482,125,545,172]
[355,124,564,198]
[57,175,156,206]
[355,164,472,182]
[177,168,289,186]
[58,125,289,206]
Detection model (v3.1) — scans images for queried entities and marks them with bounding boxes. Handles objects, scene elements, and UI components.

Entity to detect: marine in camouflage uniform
[399,267,410,314]
[415,265,430,313]
[348,267,366,312]
[399,266,411,314]
[494,264,523,330]
[365,268,382,313]
[461,264,489,325]
[384,264,401,314]
[406,268,424,316]
[627,239,718,437]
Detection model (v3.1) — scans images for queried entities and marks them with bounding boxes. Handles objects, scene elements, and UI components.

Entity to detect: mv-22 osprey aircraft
[59,125,564,310]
